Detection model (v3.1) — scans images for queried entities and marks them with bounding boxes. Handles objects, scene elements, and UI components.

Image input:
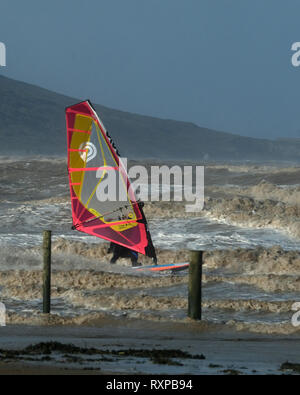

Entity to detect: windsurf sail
[65,100,157,260]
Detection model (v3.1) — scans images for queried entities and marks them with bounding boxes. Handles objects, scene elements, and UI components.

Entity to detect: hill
[0,74,299,161]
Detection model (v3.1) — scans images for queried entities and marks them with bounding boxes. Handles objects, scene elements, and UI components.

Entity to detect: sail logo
[79,142,97,163]
[0,302,6,326]
[291,302,300,327]
[106,131,121,157]
[0,42,6,67]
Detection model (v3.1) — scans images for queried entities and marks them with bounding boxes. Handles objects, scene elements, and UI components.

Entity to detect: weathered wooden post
[188,251,203,320]
[42,230,51,314]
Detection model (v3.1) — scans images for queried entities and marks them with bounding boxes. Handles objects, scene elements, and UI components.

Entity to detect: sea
[0,157,299,331]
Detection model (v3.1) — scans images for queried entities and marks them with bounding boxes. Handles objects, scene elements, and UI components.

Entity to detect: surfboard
[134,262,189,272]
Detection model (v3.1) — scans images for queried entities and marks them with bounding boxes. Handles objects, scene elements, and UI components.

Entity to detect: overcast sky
[1,0,300,139]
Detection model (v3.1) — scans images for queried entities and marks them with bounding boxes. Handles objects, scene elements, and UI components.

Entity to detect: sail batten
[65,100,157,259]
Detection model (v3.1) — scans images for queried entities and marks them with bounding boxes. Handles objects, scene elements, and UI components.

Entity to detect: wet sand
[0,319,300,375]
[0,363,104,375]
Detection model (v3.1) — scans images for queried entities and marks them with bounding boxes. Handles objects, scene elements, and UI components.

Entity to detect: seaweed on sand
[280,361,300,374]
[0,341,205,366]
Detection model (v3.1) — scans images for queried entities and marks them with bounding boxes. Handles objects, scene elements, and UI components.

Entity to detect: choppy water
[1,200,299,251]
[0,158,299,329]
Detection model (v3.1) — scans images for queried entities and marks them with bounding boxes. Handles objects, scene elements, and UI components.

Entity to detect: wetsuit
[108,242,140,266]
[137,201,157,265]
[107,201,157,266]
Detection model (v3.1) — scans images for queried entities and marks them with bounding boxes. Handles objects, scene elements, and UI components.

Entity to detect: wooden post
[42,230,51,314]
[188,251,203,320]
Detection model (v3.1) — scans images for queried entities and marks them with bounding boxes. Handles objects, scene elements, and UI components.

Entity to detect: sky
[1,0,300,139]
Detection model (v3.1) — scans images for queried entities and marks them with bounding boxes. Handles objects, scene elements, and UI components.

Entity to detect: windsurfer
[66,100,158,267]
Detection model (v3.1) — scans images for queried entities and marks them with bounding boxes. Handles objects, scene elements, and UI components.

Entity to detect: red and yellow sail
[65,100,156,258]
